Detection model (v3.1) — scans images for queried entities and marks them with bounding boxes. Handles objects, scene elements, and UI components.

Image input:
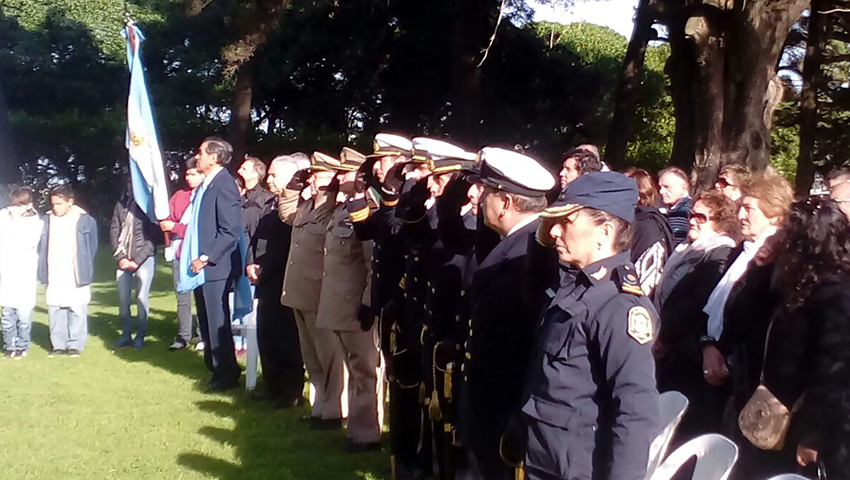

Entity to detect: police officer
[458,148,558,480]
[519,172,660,480]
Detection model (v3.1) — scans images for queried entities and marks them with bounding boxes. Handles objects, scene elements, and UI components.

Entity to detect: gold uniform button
[461,364,465,372]
[455,344,461,350]
[431,288,436,294]
[468,320,472,327]
[465,352,471,360]
[460,290,466,297]
[469,329,473,337]
[414,257,419,262]
[323,272,327,277]
[405,255,409,260]
[455,315,460,321]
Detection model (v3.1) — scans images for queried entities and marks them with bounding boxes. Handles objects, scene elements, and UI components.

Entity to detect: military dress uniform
[316,147,384,447]
[345,134,421,475]
[458,148,559,480]
[281,154,344,423]
[521,172,660,480]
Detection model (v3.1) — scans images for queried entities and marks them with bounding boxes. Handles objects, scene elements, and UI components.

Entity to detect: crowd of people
[1,133,850,480]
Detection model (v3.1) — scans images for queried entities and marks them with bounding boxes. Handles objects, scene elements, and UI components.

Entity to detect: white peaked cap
[470,147,556,197]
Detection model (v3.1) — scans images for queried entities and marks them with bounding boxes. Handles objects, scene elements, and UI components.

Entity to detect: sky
[529,0,639,38]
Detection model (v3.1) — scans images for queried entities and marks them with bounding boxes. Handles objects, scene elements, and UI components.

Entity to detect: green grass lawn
[0,250,389,479]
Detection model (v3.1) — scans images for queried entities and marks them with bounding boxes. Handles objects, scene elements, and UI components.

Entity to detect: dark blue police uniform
[521,172,660,480]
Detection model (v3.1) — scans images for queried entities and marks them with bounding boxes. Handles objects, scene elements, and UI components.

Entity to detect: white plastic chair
[767,475,810,480]
[647,391,690,478]
[230,298,259,391]
[648,434,738,480]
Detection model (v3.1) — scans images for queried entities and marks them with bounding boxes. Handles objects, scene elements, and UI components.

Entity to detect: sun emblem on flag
[130,131,145,147]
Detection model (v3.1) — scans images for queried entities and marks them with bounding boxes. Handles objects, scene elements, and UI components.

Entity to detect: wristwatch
[199,254,210,263]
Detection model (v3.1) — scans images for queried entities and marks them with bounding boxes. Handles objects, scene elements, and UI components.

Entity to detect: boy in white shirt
[0,187,44,358]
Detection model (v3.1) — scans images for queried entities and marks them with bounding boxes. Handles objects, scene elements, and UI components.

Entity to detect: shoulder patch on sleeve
[627,306,653,345]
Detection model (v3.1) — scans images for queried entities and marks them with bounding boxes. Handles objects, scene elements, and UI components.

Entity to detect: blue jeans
[48,305,88,351]
[116,256,155,340]
[1,307,33,351]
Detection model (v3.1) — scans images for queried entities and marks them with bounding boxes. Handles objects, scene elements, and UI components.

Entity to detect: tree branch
[477,0,507,68]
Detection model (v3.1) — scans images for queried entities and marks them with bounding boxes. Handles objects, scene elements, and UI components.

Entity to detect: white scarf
[703,226,777,340]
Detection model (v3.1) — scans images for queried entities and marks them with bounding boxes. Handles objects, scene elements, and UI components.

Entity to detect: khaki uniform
[317,203,384,444]
[281,197,344,420]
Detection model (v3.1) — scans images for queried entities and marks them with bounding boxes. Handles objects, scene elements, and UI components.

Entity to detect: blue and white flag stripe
[123,22,170,221]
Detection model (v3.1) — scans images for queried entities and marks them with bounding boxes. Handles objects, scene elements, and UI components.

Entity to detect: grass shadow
[177,399,389,480]
[83,250,389,479]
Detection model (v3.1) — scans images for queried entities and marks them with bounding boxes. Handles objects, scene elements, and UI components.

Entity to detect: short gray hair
[271,152,311,171]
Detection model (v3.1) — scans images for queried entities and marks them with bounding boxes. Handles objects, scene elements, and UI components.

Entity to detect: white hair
[271,152,311,171]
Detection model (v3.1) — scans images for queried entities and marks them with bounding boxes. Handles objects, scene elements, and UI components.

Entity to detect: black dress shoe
[309,417,343,430]
[206,381,239,393]
[345,440,381,454]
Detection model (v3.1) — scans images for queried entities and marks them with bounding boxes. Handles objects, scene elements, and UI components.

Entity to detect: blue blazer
[199,168,243,282]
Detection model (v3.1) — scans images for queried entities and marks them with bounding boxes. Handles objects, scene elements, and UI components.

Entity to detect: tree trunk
[230,58,256,165]
[658,0,808,191]
[797,1,827,193]
[663,0,698,173]
[605,0,656,168]
[0,79,19,185]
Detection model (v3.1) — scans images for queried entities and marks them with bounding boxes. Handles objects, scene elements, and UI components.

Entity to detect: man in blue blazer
[191,137,243,391]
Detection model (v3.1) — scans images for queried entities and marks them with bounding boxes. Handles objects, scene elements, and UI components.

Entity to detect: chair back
[648,434,738,480]
[647,391,689,477]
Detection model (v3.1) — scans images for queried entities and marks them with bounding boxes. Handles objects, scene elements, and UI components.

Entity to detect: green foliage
[770,101,800,182]
[3,0,167,58]
[534,21,674,171]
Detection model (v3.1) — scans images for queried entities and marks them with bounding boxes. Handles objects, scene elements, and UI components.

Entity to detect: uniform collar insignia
[590,265,607,281]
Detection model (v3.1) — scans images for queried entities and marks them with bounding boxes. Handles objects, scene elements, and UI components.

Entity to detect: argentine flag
[123,21,170,220]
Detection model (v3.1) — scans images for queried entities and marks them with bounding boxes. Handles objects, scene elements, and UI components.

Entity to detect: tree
[606,0,809,189]
[797,3,828,192]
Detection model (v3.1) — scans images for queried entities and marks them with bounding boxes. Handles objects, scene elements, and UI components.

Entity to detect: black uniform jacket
[460,218,555,451]
[522,251,660,480]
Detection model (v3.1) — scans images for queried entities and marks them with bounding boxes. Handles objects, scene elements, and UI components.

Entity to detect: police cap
[541,171,638,224]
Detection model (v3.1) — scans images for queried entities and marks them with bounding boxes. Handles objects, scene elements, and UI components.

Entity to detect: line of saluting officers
[245,132,660,480]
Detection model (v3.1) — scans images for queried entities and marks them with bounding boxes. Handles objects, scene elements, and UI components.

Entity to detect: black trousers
[256,284,304,401]
[194,279,240,385]
[389,381,421,469]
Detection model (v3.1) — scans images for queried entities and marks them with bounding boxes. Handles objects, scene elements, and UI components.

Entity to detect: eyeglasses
[690,212,713,224]
[715,177,735,189]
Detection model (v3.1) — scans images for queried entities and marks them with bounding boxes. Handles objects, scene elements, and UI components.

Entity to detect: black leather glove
[381,162,407,200]
[358,304,375,331]
[287,169,310,191]
[438,176,470,214]
[358,157,381,192]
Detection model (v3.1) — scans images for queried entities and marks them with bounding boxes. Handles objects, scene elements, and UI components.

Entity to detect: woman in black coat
[716,197,850,479]
[654,191,739,446]
[757,198,850,479]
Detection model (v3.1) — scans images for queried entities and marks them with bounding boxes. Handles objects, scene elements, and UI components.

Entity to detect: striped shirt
[665,197,692,246]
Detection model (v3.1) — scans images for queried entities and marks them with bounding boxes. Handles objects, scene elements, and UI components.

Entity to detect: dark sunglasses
[691,212,712,224]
